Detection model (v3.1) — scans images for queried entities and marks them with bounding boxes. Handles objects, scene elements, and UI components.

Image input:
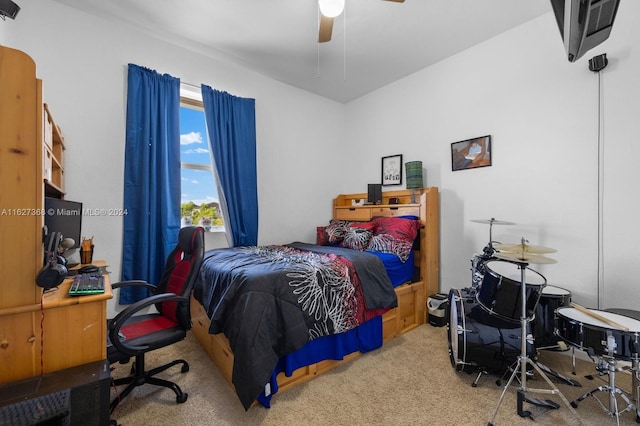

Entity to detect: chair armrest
[109,293,189,354]
[110,280,155,290]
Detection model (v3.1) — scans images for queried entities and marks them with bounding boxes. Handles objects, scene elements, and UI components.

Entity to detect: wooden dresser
[0,46,112,385]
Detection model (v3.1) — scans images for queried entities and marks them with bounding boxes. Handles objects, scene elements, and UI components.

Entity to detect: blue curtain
[201,85,258,246]
[120,64,181,304]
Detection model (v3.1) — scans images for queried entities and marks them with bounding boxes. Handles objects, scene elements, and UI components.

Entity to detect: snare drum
[533,285,572,349]
[477,260,546,323]
[555,307,640,361]
[448,288,533,375]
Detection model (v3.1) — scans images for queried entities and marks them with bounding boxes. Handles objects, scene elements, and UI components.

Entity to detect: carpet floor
[109,323,640,426]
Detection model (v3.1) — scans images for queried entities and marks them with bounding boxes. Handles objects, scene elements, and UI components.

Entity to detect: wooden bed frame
[190,187,439,404]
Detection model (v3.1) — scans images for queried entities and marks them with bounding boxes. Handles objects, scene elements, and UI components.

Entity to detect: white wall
[345,3,640,310]
[4,0,346,317]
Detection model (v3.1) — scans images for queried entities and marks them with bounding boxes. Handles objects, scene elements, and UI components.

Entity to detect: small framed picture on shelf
[381,154,403,186]
[451,135,492,171]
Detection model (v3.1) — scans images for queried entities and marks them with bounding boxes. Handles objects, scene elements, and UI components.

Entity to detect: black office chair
[108,226,205,414]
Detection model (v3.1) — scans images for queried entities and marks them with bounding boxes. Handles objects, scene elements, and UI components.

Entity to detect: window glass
[180,99,224,232]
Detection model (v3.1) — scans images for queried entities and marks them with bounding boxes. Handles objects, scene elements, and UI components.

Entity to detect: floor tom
[533,285,572,349]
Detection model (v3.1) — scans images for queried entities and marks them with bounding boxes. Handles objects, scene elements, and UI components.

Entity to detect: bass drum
[532,285,572,350]
[477,260,546,323]
[448,288,534,375]
[555,307,640,361]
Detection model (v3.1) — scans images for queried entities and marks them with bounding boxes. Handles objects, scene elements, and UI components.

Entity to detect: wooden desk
[0,261,112,384]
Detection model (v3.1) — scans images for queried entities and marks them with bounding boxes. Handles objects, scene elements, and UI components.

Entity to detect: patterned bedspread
[193,242,397,410]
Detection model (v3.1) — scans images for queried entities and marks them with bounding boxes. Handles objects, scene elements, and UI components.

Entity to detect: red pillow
[316,226,330,246]
[367,217,423,262]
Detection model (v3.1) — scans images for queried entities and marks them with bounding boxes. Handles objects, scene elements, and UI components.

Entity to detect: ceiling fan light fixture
[318,0,345,18]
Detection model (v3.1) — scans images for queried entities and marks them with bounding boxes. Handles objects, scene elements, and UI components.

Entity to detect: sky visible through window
[180,106,218,206]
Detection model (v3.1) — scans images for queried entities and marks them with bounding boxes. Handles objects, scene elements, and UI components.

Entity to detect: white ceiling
[50,0,553,103]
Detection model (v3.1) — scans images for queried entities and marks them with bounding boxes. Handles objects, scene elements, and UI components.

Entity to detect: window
[180,91,224,232]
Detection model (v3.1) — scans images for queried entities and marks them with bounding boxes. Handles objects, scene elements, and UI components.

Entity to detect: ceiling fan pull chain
[317,6,321,78]
[343,2,346,81]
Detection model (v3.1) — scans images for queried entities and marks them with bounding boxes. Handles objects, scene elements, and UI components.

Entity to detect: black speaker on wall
[0,0,20,20]
[367,183,382,205]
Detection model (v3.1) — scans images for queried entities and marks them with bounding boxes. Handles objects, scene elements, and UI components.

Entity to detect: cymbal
[493,243,557,254]
[470,218,516,225]
[494,251,557,264]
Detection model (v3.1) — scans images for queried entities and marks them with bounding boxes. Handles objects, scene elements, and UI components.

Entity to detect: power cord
[589,53,607,310]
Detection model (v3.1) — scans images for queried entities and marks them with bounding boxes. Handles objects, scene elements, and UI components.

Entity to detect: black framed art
[451,135,492,171]
[381,154,402,185]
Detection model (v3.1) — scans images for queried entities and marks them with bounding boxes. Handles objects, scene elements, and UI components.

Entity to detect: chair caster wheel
[177,392,188,404]
[472,383,477,387]
[181,364,189,373]
[570,401,578,408]
[495,380,501,386]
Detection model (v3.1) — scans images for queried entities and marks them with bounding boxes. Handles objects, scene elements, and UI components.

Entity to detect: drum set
[447,218,640,424]
[449,219,576,389]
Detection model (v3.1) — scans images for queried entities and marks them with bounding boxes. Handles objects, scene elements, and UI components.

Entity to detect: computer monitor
[44,197,83,249]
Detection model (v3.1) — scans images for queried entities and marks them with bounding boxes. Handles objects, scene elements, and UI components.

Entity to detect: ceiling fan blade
[318,15,334,43]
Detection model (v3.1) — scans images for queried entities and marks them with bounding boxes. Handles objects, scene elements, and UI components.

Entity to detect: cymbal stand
[571,336,638,425]
[488,260,582,425]
[634,358,640,423]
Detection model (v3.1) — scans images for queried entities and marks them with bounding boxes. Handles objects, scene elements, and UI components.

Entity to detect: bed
[190,188,439,409]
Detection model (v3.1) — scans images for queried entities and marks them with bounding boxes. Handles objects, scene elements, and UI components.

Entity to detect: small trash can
[427,293,448,327]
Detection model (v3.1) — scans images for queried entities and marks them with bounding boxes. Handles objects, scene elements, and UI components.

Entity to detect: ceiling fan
[318,0,405,43]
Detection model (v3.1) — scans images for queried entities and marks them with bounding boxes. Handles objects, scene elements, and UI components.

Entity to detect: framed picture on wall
[381,154,403,186]
[451,135,492,171]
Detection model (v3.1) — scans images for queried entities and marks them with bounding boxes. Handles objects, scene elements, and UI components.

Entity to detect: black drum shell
[555,307,640,361]
[532,285,572,349]
[477,260,546,323]
[448,288,534,375]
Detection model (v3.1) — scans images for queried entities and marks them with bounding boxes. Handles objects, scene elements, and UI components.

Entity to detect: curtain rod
[181,81,201,90]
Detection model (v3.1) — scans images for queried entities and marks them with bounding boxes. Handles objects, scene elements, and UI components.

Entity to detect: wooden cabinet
[43,103,65,197]
[0,46,111,386]
[0,45,43,310]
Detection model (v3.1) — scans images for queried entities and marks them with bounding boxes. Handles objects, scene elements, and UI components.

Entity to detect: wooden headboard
[332,187,440,298]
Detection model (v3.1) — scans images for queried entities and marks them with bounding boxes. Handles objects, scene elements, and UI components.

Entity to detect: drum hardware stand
[633,358,640,423]
[487,258,582,425]
[472,368,488,387]
[536,361,582,387]
[571,334,639,425]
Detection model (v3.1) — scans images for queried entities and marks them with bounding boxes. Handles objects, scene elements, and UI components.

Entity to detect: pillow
[367,216,423,262]
[316,226,330,246]
[324,219,352,244]
[341,222,375,251]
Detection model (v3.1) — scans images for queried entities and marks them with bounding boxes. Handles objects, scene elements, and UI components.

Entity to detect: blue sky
[180,106,218,206]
